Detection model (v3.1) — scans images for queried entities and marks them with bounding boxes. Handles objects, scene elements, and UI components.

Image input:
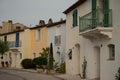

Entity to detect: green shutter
[73,9,77,27]
[92,0,96,28]
[15,32,19,47]
[103,0,109,27]
[92,0,96,11]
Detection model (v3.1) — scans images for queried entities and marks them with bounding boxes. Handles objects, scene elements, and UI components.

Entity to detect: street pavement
[0,69,63,80]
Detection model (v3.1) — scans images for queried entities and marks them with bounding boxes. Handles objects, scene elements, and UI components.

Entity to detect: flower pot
[36,68,44,73]
[49,70,55,75]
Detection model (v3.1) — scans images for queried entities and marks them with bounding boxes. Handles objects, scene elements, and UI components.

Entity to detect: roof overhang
[63,0,86,14]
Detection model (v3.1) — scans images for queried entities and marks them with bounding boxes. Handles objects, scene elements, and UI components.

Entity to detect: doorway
[74,44,80,74]
[94,46,100,79]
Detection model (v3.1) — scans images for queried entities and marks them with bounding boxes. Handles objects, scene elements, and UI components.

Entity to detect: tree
[40,47,49,58]
[49,43,54,70]
[0,40,9,59]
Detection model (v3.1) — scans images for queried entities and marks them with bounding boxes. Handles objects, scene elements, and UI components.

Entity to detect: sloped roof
[0,30,24,36]
[47,20,66,27]
[30,20,66,29]
[63,0,86,14]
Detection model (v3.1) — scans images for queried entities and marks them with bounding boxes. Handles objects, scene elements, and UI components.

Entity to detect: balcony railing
[8,41,22,48]
[79,9,112,32]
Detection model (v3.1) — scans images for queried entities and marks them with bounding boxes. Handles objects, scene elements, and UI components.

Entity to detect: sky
[0,0,77,27]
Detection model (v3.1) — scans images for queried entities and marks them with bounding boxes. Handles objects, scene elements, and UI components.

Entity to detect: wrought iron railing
[79,9,112,32]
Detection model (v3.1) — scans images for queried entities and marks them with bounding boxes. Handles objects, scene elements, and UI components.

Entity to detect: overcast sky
[0,0,77,27]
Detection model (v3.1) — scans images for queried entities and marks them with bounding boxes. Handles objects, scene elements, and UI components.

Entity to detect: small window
[55,35,61,46]
[4,35,7,42]
[35,29,41,41]
[68,49,72,60]
[108,44,115,60]
[33,53,36,58]
[19,53,22,59]
[16,26,21,30]
[73,9,78,27]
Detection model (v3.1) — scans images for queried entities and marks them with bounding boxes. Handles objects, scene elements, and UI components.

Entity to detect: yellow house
[0,20,32,68]
[0,20,48,68]
[30,20,48,58]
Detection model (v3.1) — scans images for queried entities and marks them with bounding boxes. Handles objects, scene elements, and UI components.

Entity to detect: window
[15,32,20,47]
[55,35,61,46]
[33,53,36,58]
[35,29,41,41]
[108,44,115,60]
[16,26,21,30]
[68,49,72,60]
[73,9,78,27]
[19,53,22,59]
[4,35,7,42]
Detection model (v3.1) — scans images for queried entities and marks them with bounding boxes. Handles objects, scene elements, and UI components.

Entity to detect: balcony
[8,41,22,48]
[79,9,113,40]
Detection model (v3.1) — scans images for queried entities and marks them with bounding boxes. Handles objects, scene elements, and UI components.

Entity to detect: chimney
[8,20,13,32]
[60,18,63,21]
[8,20,12,24]
[48,18,53,24]
[39,20,45,26]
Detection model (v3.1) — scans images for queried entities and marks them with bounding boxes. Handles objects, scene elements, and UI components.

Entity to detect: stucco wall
[30,27,48,58]
[66,0,120,80]
[48,23,66,64]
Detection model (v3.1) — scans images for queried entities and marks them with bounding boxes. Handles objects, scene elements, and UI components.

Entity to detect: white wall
[66,0,120,80]
[48,23,66,65]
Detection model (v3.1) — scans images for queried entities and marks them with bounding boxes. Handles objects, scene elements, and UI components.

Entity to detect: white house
[47,19,66,65]
[64,0,120,80]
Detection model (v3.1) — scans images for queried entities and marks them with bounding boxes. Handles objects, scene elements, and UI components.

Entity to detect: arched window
[108,44,115,60]
[73,9,78,27]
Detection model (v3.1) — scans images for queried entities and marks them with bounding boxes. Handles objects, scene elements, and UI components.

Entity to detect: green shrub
[21,59,35,69]
[59,62,66,73]
[33,57,47,68]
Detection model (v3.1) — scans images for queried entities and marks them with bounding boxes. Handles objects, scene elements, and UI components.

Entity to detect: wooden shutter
[73,9,77,27]
[103,0,109,27]
[15,32,19,47]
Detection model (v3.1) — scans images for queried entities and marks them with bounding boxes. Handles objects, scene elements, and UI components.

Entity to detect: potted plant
[1,61,4,68]
[81,57,87,80]
[115,67,120,80]
[36,65,44,73]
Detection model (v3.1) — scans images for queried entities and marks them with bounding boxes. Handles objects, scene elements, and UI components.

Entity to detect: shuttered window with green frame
[73,9,78,27]
[103,0,109,27]
[92,0,97,28]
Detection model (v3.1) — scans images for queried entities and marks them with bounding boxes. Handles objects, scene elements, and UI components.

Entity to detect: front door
[94,46,100,79]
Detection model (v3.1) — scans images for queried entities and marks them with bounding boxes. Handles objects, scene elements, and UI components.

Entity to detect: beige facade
[0,20,48,68]
[0,20,27,34]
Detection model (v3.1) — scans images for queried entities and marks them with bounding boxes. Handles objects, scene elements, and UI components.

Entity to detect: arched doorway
[74,44,80,74]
